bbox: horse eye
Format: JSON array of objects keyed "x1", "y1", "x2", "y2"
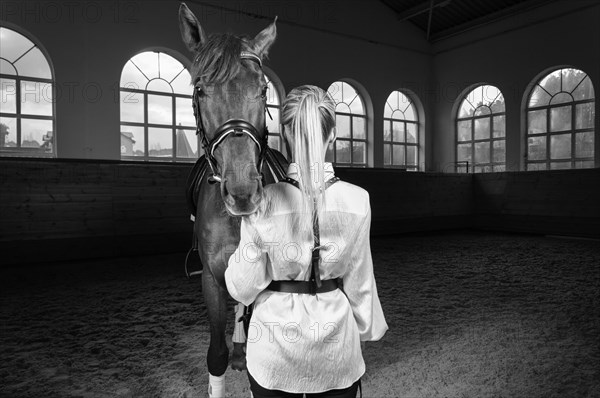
[
  {"x1": 261, "y1": 85, "x2": 268, "y2": 98},
  {"x1": 196, "y1": 87, "x2": 205, "y2": 97}
]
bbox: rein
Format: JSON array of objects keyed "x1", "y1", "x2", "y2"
[{"x1": 192, "y1": 50, "x2": 271, "y2": 184}]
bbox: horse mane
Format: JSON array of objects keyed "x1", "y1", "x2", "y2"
[{"x1": 191, "y1": 33, "x2": 253, "y2": 84}]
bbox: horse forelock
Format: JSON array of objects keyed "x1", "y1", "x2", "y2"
[{"x1": 191, "y1": 33, "x2": 254, "y2": 85}]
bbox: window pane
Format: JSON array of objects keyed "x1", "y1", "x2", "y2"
[
  {"x1": 474, "y1": 106, "x2": 490, "y2": 116},
  {"x1": 148, "y1": 127, "x2": 172, "y2": 157},
  {"x1": 572, "y1": 76, "x2": 595, "y2": 101},
  {"x1": 336, "y1": 114, "x2": 350, "y2": 139},
  {"x1": 266, "y1": 107, "x2": 281, "y2": 136},
  {"x1": 0, "y1": 117, "x2": 17, "y2": 148},
  {"x1": 575, "y1": 132, "x2": 594, "y2": 158},
  {"x1": 529, "y1": 86, "x2": 551, "y2": 107},
  {"x1": 493, "y1": 115, "x2": 505, "y2": 138},
  {"x1": 0, "y1": 59, "x2": 16, "y2": 75},
  {"x1": 575, "y1": 160, "x2": 595, "y2": 169},
  {"x1": 459, "y1": 100, "x2": 474, "y2": 118},
  {"x1": 457, "y1": 120, "x2": 471, "y2": 142},
  {"x1": 575, "y1": 103, "x2": 594, "y2": 130},
  {"x1": 120, "y1": 91, "x2": 144, "y2": 123},
  {"x1": 474, "y1": 142, "x2": 490, "y2": 163},
  {"x1": 528, "y1": 136, "x2": 546, "y2": 161},
  {"x1": 21, "y1": 118, "x2": 53, "y2": 150},
  {"x1": 493, "y1": 140, "x2": 505, "y2": 163},
  {"x1": 550, "y1": 134, "x2": 571, "y2": 159},
  {"x1": 159, "y1": 53, "x2": 185, "y2": 83},
  {"x1": 383, "y1": 122, "x2": 391, "y2": 141},
  {"x1": 176, "y1": 128, "x2": 198, "y2": 158},
  {"x1": 352, "y1": 141, "x2": 366, "y2": 164},
  {"x1": 539, "y1": 70, "x2": 561, "y2": 96},
  {"x1": 550, "y1": 106, "x2": 571, "y2": 132},
  {"x1": 325, "y1": 142, "x2": 334, "y2": 162},
  {"x1": 392, "y1": 144, "x2": 405, "y2": 165},
  {"x1": 0, "y1": 27, "x2": 34, "y2": 62},
  {"x1": 406, "y1": 123, "x2": 417, "y2": 143},
  {"x1": 269, "y1": 135, "x2": 280, "y2": 152},
  {"x1": 383, "y1": 144, "x2": 391, "y2": 165},
  {"x1": 131, "y1": 52, "x2": 158, "y2": 80},
  {"x1": 171, "y1": 70, "x2": 193, "y2": 95},
  {"x1": 392, "y1": 121, "x2": 404, "y2": 142},
  {"x1": 14, "y1": 47, "x2": 51, "y2": 79},
  {"x1": 20, "y1": 81, "x2": 53, "y2": 116},
  {"x1": 147, "y1": 79, "x2": 173, "y2": 93},
  {"x1": 528, "y1": 110, "x2": 546, "y2": 134},
  {"x1": 549, "y1": 92, "x2": 573, "y2": 105},
  {"x1": 404, "y1": 103, "x2": 416, "y2": 121},
  {"x1": 176, "y1": 97, "x2": 195, "y2": 127},
  {"x1": 493, "y1": 165, "x2": 506, "y2": 172},
  {"x1": 550, "y1": 162, "x2": 571, "y2": 170},
  {"x1": 474, "y1": 117, "x2": 490, "y2": 140},
  {"x1": 457, "y1": 143, "x2": 471, "y2": 162},
  {"x1": 353, "y1": 117, "x2": 366, "y2": 140},
  {"x1": 406, "y1": 145, "x2": 417, "y2": 166},
  {"x1": 148, "y1": 94, "x2": 173, "y2": 125},
  {"x1": 120, "y1": 125, "x2": 144, "y2": 156},
  {"x1": 335, "y1": 140, "x2": 351, "y2": 163},
  {"x1": 120, "y1": 61, "x2": 149, "y2": 90},
  {"x1": 527, "y1": 163, "x2": 546, "y2": 171},
  {"x1": 0, "y1": 78, "x2": 17, "y2": 113}
]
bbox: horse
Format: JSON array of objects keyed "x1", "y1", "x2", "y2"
[{"x1": 178, "y1": 3, "x2": 288, "y2": 396}]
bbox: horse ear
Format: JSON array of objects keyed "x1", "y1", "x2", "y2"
[
  {"x1": 179, "y1": 3, "x2": 206, "y2": 53},
  {"x1": 252, "y1": 17, "x2": 277, "y2": 58}
]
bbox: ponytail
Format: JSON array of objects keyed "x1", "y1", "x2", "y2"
[{"x1": 282, "y1": 85, "x2": 336, "y2": 238}]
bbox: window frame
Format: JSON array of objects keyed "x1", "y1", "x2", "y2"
[
  {"x1": 327, "y1": 81, "x2": 368, "y2": 167},
  {"x1": 0, "y1": 25, "x2": 56, "y2": 158},
  {"x1": 383, "y1": 90, "x2": 420, "y2": 171},
  {"x1": 525, "y1": 68, "x2": 595, "y2": 171},
  {"x1": 455, "y1": 85, "x2": 506, "y2": 173},
  {"x1": 119, "y1": 51, "x2": 198, "y2": 162},
  {"x1": 262, "y1": 67, "x2": 285, "y2": 156}
]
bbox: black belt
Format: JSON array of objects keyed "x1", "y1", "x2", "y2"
[{"x1": 267, "y1": 279, "x2": 339, "y2": 295}]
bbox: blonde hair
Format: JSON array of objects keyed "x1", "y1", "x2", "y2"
[{"x1": 281, "y1": 85, "x2": 336, "y2": 237}]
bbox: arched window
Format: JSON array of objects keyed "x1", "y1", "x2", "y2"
[
  {"x1": 0, "y1": 26, "x2": 54, "y2": 157},
  {"x1": 263, "y1": 69, "x2": 285, "y2": 156},
  {"x1": 119, "y1": 51, "x2": 199, "y2": 161},
  {"x1": 384, "y1": 90, "x2": 419, "y2": 170},
  {"x1": 456, "y1": 85, "x2": 506, "y2": 173},
  {"x1": 526, "y1": 68, "x2": 595, "y2": 170},
  {"x1": 326, "y1": 81, "x2": 367, "y2": 167}
]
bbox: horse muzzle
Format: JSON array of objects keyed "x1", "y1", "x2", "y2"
[{"x1": 221, "y1": 175, "x2": 263, "y2": 216}]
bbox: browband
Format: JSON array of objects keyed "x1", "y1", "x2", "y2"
[{"x1": 240, "y1": 51, "x2": 262, "y2": 67}]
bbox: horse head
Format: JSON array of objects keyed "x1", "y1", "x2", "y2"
[{"x1": 179, "y1": 3, "x2": 276, "y2": 216}]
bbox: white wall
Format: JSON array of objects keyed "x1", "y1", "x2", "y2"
[
  {"x1": 431, "y1": 1, "x2": 600, "y2": 172},
  {"x1": 0, "y1": 0, "x2": 432, "y2": 165}
]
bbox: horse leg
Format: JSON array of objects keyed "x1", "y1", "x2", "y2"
[
  {"x1": 231, "y1": 303, "x2": 247, "y2": 371},
  {"x1": 202, "y1": 266, "x2": 229, "y2": 398}
]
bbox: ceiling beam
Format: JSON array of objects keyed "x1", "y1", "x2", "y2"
[{"x1": 396, "y1": 0, "x2": 452, "y2": 21}]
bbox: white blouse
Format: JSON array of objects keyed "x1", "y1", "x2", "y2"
[{"x1": 225, "y1": 162, "x2": 388, "y2": 393}]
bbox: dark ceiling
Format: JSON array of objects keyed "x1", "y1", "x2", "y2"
[{"x1": 379, "y1": 0, "x2": 554, "y2": 41}]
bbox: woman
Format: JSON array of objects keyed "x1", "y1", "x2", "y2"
[{"x1": 225, "y1": 85, "x2": 387, "y2": 397}]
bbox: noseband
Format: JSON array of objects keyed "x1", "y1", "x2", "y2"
[{"x1": 192, "y1": 51, "x2": 270, "y2": 184}]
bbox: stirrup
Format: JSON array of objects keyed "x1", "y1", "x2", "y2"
[{"x1": 184, "y1": 247, "x2": 203, "y2": 278}]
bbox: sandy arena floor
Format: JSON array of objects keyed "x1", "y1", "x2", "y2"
[{"x1": 1, "y1": 231, "x2": 599, "y2": 398}]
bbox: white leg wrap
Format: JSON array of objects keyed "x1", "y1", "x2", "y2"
[
  {"x1": 208, "y1": 373, "x2": 225, "y2": 398},
  {"x1": 233, "y1": 303, "x2": 247, "y2": 344}
]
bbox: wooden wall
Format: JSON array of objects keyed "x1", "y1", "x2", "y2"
[
  {"x1": 1, "y1": 159, "x2": 598, "y2": 266},
  {"x1": 473, "y1": 168, "x2": 600, "y2": 238}
]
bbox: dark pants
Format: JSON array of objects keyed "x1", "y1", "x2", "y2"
[{"x1": 248, "y1": 373, "x2": 360, "y2": 398}]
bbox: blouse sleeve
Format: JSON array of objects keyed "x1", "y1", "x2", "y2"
[
  {"x1": 225, "y1": 217, "x2": 271, "y2": 306},
  {"x1": 342, "y1": 200, "x2": 389, "y2": 341}
]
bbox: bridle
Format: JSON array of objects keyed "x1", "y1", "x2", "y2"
[{"x1": 192, "y1": 50, "x2": 271, "y2": 184}]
